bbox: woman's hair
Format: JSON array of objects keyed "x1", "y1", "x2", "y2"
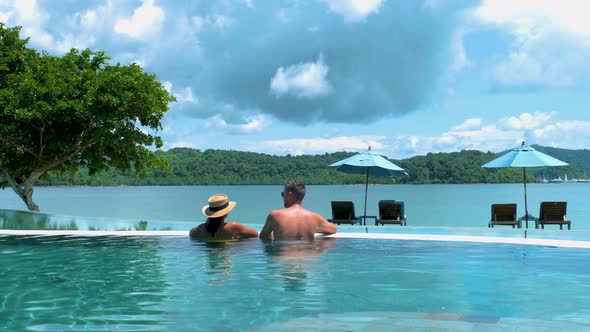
[{"x1": 206, "y1": 215, "x2": 226, "y2": 237}]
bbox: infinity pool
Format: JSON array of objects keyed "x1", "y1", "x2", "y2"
[{"x1": 1, "y1": 235, "x2": 590, "y2": 331}]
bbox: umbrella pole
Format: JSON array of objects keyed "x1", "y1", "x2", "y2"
[
  {"x1": 523, "y1": 168, "x2": 529, "y2": 228},
  {"x1": 363, "y1": 168, "x2": 369, "y2": 226}
]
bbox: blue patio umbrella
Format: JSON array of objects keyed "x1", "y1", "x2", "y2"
[
  {"x1": 482, "y1": 141, "x2": 568, "y2": 227},
  {"x1": 329, "y1": 148, "x2": 407, "y2": 223}
]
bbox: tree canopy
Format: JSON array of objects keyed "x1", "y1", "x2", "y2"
[
  {"x1": 39, "y1": 147, "x2": 588, "y2": 186},
  {"x1": 0, "y1": 23, "x2": 175, "y2": 210}
]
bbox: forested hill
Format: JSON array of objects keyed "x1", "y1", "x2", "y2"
[
  {"x1": 533, "y1": 145, "x2": 590, "y2": 172},
  {"x1": 40, "y1": 146, "x2": 590, "y2": 186}
]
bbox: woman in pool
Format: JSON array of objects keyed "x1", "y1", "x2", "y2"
[{"x1": 190, "y1": 194, "x2": 259, "y2": 241}]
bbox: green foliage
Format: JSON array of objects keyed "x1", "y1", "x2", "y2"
[
  {"x1": 398, "y1": 150, "x2": 524, "y2": 184},
  {"x1": 532, "y1": 145, "x2": 590, "y2": 177},
  {"x1": 0, "y1": 23, "x2": 175, "y2": 209},
  {"x1": 39, "y1": 146, "x2": 588, "y2": 186}
]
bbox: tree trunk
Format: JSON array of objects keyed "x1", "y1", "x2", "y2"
[
  {"x1": 1, "y1": 170, "x2": 42, "y2": 211},
  {"x1": 19, "y1": 183, "x2": 39, "y2": 211}
]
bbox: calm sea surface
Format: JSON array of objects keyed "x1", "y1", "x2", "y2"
[{"x1": 1, "y1": 184, "x2": 588, "y2": 229}]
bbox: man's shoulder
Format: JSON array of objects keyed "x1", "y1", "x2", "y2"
[
  {"x1": 268, "y1": 209, "x2": 286, "y2": 217},
  {"x1": 298, "y1": 208, "x2": 324, "y2": 219}
]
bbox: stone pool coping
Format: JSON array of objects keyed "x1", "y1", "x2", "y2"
[{"x1": 2, "y1": 229, "x2": 590, "y2": 249}]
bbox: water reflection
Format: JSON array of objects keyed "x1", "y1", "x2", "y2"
[
  {"x1": 264, "y1": 238, "x2": 336, "y2": 292},
  {"x1": 201, "y1": 242, "x2": 234, "y2": 286},
  {"x1": 0, "y1": 235, "x2": 169, "y2": 331},
  {"x1": 0, "y1": 209, "x2": 179, "y2": 231},
  {"x1": 0, "y1": 209, "x2": 79, "y2": 230}
]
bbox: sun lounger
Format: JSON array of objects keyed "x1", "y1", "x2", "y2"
[
  {"x1": 328, "y1": 201, "x2": 361, "y2": 225},
  {"x1": 536, "y1": 201, "x2": 571, "y2": 230},
  {"x1": 488, "y1": 203, "x2": 520, "y2": 228},
  {"x1": 376, "y1": 200, "x2": 406, "y2": 226}
]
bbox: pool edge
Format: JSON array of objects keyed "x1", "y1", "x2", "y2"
[{"x1": 2, "y1": 230, "x2": 590, "y2": 249}]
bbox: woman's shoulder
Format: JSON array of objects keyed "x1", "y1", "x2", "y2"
[
  {"x1": 189, "y1": 223, "x2": 207, "y2": 238},
  {"x1": 225, "y1": 221, "x2": 243, "y2": 229},
  {"x1": 225, "y1": 221, "x2": 258, "y2": 237},
  {"x1": 226, "y1": 221, "x2": 252, "y2": 227}
]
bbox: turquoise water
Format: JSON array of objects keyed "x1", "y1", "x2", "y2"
[
  {"x1": 0, "y1": 184, "x2": 589, "y2": 228},
  {"x1": 2, "y1": 235, "x2": 590, "y2": 331}
]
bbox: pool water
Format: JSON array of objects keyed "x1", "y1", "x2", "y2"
[{"x1": 1, "y1": 236, "x2": 590, "y2": 331}]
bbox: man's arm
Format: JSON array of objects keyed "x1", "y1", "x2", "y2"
[
  {"x1": 315, "y1": 215, "x2": 337, "y2": 235},
  {"x1": 259, "y1": 213, "x2": 275, "y2": 241}
]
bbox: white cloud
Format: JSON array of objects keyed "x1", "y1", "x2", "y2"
[
  {"x1": 191, "y1": 14, "x2": 234, "y2": 32},
  {"x1": 249, "y1": 135, "x2": 386, "y2": 156},
  {"x1": 0, "y1": 0, "x2": 54, "y2": 50},
  {"x1": 209, "y1": 14, "x2": 233, "y2": 29},
  {"x1": 388, "y1": 112, "x2": 590, "y2": 159},
  {"x1": 175, "y1": 87, "x2": 196, "y2": 104},
  {"x1": 113, "y1": 52, "x2": 149, "y2": 68},
  {"x1": 79, "y1": 8, "x2": 98, "y2": 29},
  {"x1": 114, "y1": 0, "x2": 165, "y2": 40},
  {"x1": 450, "y1": 28, "x2": 471, "y2": 71},
  {"x1": 31, "y1": 1, "x2": 116, "y2": 53},
  {"x1": 531, "y1": 121, "x2": 590, "y2": 149},
  {"x1": 204, "y1": 114, "x2": 271, "y2": 134},
  {"x1": 473, "y1": 0, "x2": 590, "y2": 38},
  {"x1": 321, "y1": 0, "x2": 384, "y2": 22},
  {"x1": 390, "y1": 124, "x2": 522, "y2": 159},
  {"x1": 160, "y1": 116, "x2": 208, "y2": 150},
  {"x1": 13, "y1": 0, "x2": 42, "y2": 21},
  {"x1": 270, "y1": 54, "x2": 333, "y2": 99},
  {"x1": 53, "y1": 34, "x2": 96, "y2": 53},
  {"x1": 74, "y1": 1, "x2": 114, "y2": 31},
  {"x1": 161, "y1": 81, "x2": 197, "y2": 104},
  {"x1": 487, "y1": 37, "x2": 586, "y2": 87},
  {"x1": 241, "y1": 112, "x2": 590, "y2": 158},
  {"x1": 0, "y1": 0, "x2": 118, "y2": 53},
  {"x1": 472, "y1": 0, "x2": 590, "y2": 88},
  {"x1": 452, "y1": 118, "x2": 481, "y2": 131},
  {"x1": 162, "y1": 81, "x2": 173, "y2": 93},
  {"x1": 497, "y1": 112, "x2": 554, "y2": 130},
  {"x1": 159, "y1": 112, "x2": 590, "y2": 158}
]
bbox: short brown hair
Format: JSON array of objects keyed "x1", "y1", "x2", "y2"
[{"x1": 284, "y1": 179, "x2": 306, "y2": 202}]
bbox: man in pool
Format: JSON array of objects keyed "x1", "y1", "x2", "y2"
[{"x1": 259, "y1": 180, "x2": 337, "y2": 241}]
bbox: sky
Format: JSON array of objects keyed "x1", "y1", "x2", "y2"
[{"x1": 1, "y1": 0, "x2": 589, "y2": 159}]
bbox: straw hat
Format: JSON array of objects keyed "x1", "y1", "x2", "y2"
[{"x1": 202, "y1": 194, "x2": 236, "y2": 218}]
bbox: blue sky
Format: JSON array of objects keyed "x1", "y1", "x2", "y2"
[{"x1": 2, "y1": 0, "x2": 589, "y2": 159}]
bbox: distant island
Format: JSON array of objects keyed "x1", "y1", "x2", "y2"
[{"x1": 40, "y1": 146, "x2": 590, "y2": 186}]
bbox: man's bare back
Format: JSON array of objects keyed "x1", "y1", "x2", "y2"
[
  {"x1": 260, "y1": 180, "x2": 337, "y2": 241},
  {"x1": 260, "y1": 205, "x2": 337, "y2": 240}
]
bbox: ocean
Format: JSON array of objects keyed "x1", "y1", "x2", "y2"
[{"x1": 1, "y1": 183, "x2": 588, "y2": 229}]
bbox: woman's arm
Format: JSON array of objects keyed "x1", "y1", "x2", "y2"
[{"x1": 238, "y1": 223, "x2": 259, "y2": 238}]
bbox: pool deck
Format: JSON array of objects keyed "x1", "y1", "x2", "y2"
[{"x1": 2, "y1": 229, "x2": 590, "y2": 249}]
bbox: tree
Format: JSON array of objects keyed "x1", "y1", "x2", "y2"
[{"x1": 0, "y1": 24, "x2": 175, "y2": 210}]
